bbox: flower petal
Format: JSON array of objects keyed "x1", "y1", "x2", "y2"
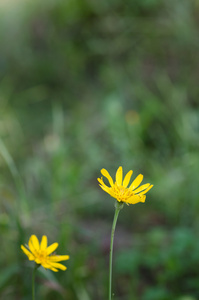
[
  {"x1": 99, "y1": 185, "x2": 116, "y2": 198},
  {"x1": 101, "y1": 169, "x2": 114, "y2": 187},
  {"x1": 35, "y1": 257, "x2": 42, "y2": 264},
  {"x1": 42, "y1": 262, "x2": 58, "y2": 272},
  {"x1": 49, "y1": 262, "x2": 67, "y2": 271},
  {"x1": 50, "y1": 267, "x2": 58, "y2": 272},
  {"x1": 46, "y1": 243, "x2": 59, "y2": 255},
  {"x1": 40, "y1": 235, "x2": 47, "y2": 250},
  {"x1": 21, "y1": 245, "x2": 35, "y2": 260},
  {"x1": 129, "y1": 174, "x2": 143, "y2": 190},
  {"x1": 127, "y1": 194, "x2": 146, "y2": 204},
  {"x1": 98, "y1": 178, "x2": 109, "y2": 189},
  {"x1": 123, "y1": 170, "x2": 133, "y2": 188},
  {"x1": 139, "y1": 184, "x2": 153, "y2": 195},
  {"x1": 116, "y1": 166, "x2": 123, "y2": 186},
  {"x1": 29, "y1": 235, "x2": 40, "y2": 253},
  {"x1": 133, "y1": 183, "x2": 150, "y2": 194},
  {"x1": 99, "y1": 184, "x2": 110, "y2": 193},
  {"x1": 49, "y1": 255, "x2": 70, "y2": 262}
]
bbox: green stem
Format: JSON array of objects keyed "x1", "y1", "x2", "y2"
[
  {"x1": 32, "y1": 264, "x2": 39, "y2": 300},
  {"x1": 109, "y1": 201, "x2": 124, "y2": 300}
]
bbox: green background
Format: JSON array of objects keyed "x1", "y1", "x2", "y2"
[{"x1": 0, "y1": 0, "x2": 199, "y2": 299}]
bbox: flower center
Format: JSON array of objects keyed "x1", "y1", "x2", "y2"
[
  {"x1": 113, "y1": 184, "x2": 134, "y2": 202},
  {"x1": 36, "y1": 250, "x2": 47, "y2": 262}
]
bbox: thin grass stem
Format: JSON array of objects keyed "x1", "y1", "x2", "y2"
[{"x1": 0, "y1": 138, "x2": 28, "y2": 213}]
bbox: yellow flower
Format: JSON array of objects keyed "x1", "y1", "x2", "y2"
[
  {"x1": 21, "y1": 235, "x2": 70, "y2": 272},
  {"x1": 98, "y1": 166, "x2": 153, "y2": 205}
]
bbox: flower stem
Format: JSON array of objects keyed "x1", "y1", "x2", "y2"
[
  {"x1": 32, "y1": 264, "x2": 39, "y2": 300},
  {"x1": 109, "y1": 201, "x2": 124, "y2": 300}
]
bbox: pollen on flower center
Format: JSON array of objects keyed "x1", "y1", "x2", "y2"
[
  {"x1": 36, "y1": 250, "x2": 47, "y2": 261},
  {"x1": 113, "y1": 185, "x2": 134, "y2": 200}
]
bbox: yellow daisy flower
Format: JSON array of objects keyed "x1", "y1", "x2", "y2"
[
  {"x1": 21, "y1": 235, "x2": 70, "y2": 272},
  {"x1": 98, "y1": 166, "x2": 153, "y2": 205}
]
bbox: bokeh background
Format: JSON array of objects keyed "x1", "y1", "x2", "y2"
[{"x1": 0, "y1": 0, "x2": 199, "y2": 299}]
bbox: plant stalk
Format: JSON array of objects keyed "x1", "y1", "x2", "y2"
[
  {"x1": 109, "y1": 201, "x2": 123, "y2": 300},
  {"x1": 32, "y1": 264, "x2": 39, "y2": 300}
]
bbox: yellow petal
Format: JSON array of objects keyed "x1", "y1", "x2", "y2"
[
  {"x1": 98, "y1": 178, "x2": 109, "y2": 189},
  {"x1": 127, "y1": 194, "x2": 146, "y2": 204},
  {"x1": 129, "y1": 174, "x2": 143, "y2": 190},
  {"x1": 139, "y1": 184, "x2": 153, "y2": 195},
  {"x1": 49, "y1": 262, "x2": 67, "y2": 271},
  {"x1": 29, "y1": 235, "x2": 40, "y2": 253},
  {"x1": 133, "y1": 183, "x2": 150, "y2": 194},
  {"x1": 49, "y1": 255, "x2": 70, "y2": 262},
  {"x1": 21, "y1": 245, "x2": 35, "y2": 260},
  {"x1": 35, "y1": 258, "x2": 42, "y2": 264},
  {"x1": 116, "y1": 166, "x2": 123, "y2": 186},
  {"x1": 99, "y1": 184, "x2": 117, "y2": 199},
  {"x1": 50, "y1": 267, "x2": 58, "y2": 272},
  {"x1": 99, "y1": 183, "x2": 110, "y2": 193},
  {"x1": 40, "y1": 235, "x2": 47, "y2": 250},
  {"x1": 42, "y1": 262, "x2": 58, "y2": 272},
  {"x1": 123, "y1": 170, "x2": 133, "y2": 188},
  {"x1": 46, "y1": 242, "x2": 59, "y2": 255},
  {"x1": 43, "y1": 259, "x2": 67, "y2": 271},
  {"x1": 101, "y1": 169, "x2": 114, "y2": 187}
]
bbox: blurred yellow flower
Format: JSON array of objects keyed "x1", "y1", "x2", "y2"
[
  {"x1": 21, "y1": 235, "x2": 69, "y2": 272},
  {"x1": 98, "y1": 166, "x2": 153, "y2": 205}
]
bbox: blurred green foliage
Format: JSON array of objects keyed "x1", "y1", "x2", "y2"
[{"x1": 0, "y1": 0, "x2": 199, "y2": 299}]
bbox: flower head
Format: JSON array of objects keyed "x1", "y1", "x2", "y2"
[
  {"x1": 21, "y1": 235, "x2": 70, "y2": 272},
  {"x1": 98, "y1": 166, "x2": 153, "y2": 205}
]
